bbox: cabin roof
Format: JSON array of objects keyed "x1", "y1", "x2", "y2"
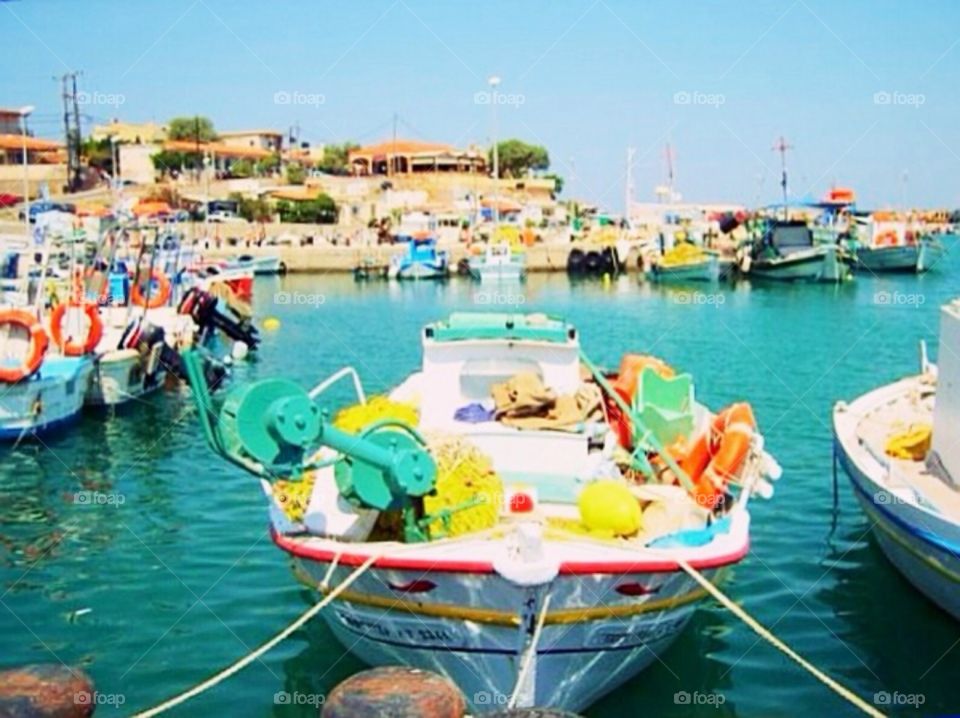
[{"x1": 424, "y1": 313, "x2": 576, "y2": 344}]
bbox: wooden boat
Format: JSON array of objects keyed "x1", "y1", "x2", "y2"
[
  {"x1": 183, "y1": 312, "x2": 781, "y2": 713},
  {"x1": 742, "y1": 220, "x2": 850, "y2": 282},
  {"x1": 834, "y1": 298, "x2": 960, "y2": 621},
  {"x1": 388, "y1": 237, "x2": 448, "y2": 280},
  {"x1": 850, "y1": 217, "x2": 945, "y2": 273},
  {"x1": 468, "y1": 243, "x2": 525, "y2": 282}
]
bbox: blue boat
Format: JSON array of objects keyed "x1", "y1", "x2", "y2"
[
  {"x1": 0, "y1": 354, "x2": 94, "y2": 441},
  {"x1": 388, "y1": 236, "x2": 448, "y2": 280}
]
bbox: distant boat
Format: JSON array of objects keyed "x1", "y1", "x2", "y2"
[
  {"x1": 233, "y1": 254, "x2": 286, "y2": 275},
  {"x1": 850, "y1": 216, "x2": 945, "y2": 273},
  {"x1": 646, "y1": 244, "x2": 720, "y2": 283},
  {"x1": 742, "y1": 220, "x2": 850, "y2": 282},
  {"x1": 388, "y1": 236, "x2": 448, "y2": 280},
  {"x1": 468, "y1": 243, "x2": 525, "y2": 282},
  {"x1": 834, "y1": 298, "x2": 960, "y2": 621}
]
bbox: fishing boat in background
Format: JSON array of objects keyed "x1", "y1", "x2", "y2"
[
  {"x1": 233, "y1": 254, "x2": 285, "y2": 275},
  {"x1": 850, "y1": 213, "x2": 945, "y2": 273},
  {"x1": 468, "y1": 243, "x2": 525, "y2": 281},
  {"x1": 388, "y1": 236, "x2": 448, "y2": 280},
  {"x1": 741, "y1": 219, "x2": 850, "y2": 282},
  {"x1": 834, "y1": 298, "x2": 960, "y2": 621},
  {"x1": 0, "y1": 308, "x2": 93, "y2": 440},
  {"x1": 645, "y1": 243, "x2": 720, "y2": 283},
  {"x1": 184, "y1": 312, "x2": 781, "y2": 713}
]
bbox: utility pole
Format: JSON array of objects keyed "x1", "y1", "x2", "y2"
[
  {"x1": 391, "y1": 113, "x2": 397, "y2": 176},
  {"x1": 60, "y1": 72, "x2": 83, "y2": 193},
  {"x1": 773, "y1": 135, "x2": 793, "y2": 221}
]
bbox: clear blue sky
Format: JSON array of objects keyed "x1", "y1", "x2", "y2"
[{"x1": 3, "y1": 0, "x2": 960, "y2": 211}]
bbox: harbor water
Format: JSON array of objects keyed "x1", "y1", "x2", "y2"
[{"x1": 2, "y1": 263, "x2": 959, "y2": 717}]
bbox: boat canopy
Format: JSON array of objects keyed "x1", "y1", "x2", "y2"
[{"x1": 424, "y1": 313, "x2": 576, "y2": 344}]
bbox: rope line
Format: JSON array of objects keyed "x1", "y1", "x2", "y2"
[{"x1": 677, "y1": 559, "x2": 886, "y2": 718}]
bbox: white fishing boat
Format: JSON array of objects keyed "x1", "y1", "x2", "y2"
[
  {"x1": 742, "y1": 220, "x2": 850, "y2": 283},
  {"x1": 0, "y1": 308, "x2": 93, "y2": 440},
  {"x1": 834, "y1": 298, "x2": 960, "y2": 621},
  {"x1": 851, "y1": 216, "x2": 945, "y2": 273},
  {"x1": 468, "y1": 243, "x2": 525, "y2": 282},
  {"x1": 184, "y1": 312, "x2": 781, "y2": 713},
  {"x1": 234, "y1": 254, "x2": 285, "y2": 275}
]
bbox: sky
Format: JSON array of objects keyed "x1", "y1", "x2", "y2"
[{"x1": 3, "y1": 0, "x2": 960, "y2": 212}]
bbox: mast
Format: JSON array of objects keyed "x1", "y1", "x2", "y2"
[{"x1": 773, "y1": 135, "x2": 793, "y2": 221}]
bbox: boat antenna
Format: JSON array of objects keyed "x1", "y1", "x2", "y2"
[{"x1": 773, "y1": 135, "x2": 792, "y2": 221}]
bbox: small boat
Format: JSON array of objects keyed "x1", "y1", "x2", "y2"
[
  {"x1": 234, "y1": 254, "x2": 285, "y2": 275},
  {"x1": 850, "y1": 216, "x2": 945, "y2": 273},
  {"x1": 645, "y1": 243, "x2": 720, "y2": 283},
  {"x1": 0, "y1": 309, "x2": 93, "y2": 440},
  {"x1": 742, "y1": 220, "x2": 850, "y2": 282},
  {"x1": 468, "y1": 243, "x2": 525, "y2": 282},
  {"x1": 388, "y1": 237, "x2": 448, "y2": 280},
  {"x1": 183, "y1": 312, "x2": 781, "y2": 713},
  {"x1": 834, "y1": 298, "x2": 960, "y2": 621}
]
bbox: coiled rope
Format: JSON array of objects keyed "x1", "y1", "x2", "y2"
[{"x1": 677, "y1": 559, "x2": 886, "y2": 718}]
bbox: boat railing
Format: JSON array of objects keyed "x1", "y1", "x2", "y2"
[{"x1": 309, "y1": 366, "x2": 367, "y2": 406}]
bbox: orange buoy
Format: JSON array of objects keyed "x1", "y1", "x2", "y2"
[
  {"x1": 49, "y1": 303, "x2": 103, "y2": 356},
  {"x1": 130, "y1": 270, "x2": 172, "y2": 309},
  {"x1": 0, "y1": 309, "x2": 49, "y2": 383},
  {"x1": 875, "y1": 230, "x2": 898, "y2": 247},
  {"x1": 679, "y1": 402, "x2": 756, "y2": 510}
]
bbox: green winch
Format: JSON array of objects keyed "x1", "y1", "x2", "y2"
[{"x1": 183, "y1": 351, "x2": 443, "y2": 541}]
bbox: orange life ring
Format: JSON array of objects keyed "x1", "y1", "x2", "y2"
[
  {"x1": 875, "y1": 230, "x2": 898, "y2": 247},
  {"x1": 49, "y1": 302, "x2": 103, "y2": 356},
  {"x1": 0, "y1": 309, "x2": 49, "y2": 383},
  {"x1": 130, "y1": 270, "x2": 172, "y2": 309},
  {"x1": 678, "y1": 402, "x2": 756, "y2": 510}
]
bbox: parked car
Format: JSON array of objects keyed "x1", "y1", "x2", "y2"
[
  {"x1": 207, "y1": 211, "x2": 247, "y2": 224},
  {"x1": 0, "y1": 194, "x2": 22, "y2": 208}
]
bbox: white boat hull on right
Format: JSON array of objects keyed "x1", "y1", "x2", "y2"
[{"x1": 469, "y1": 261, "x2": 525, "y2": 282}]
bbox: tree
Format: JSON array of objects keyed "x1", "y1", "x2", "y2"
[
  {"x1": 81, "y1": 137, "x2": 114, "y2": 176},
  {"x1": 275, "y1": 194, "x2": 338, "y2": 224},
  {"x1": 318, "y1": 142, "x2": 360, "y2": 175},
  {"x1": 488, "y1": 140, "x2": 549, "y2": 178},
  {"x1": 230, "y1": 192, "x2": 273, "y2": 223},
  {"x1": 544, "y1": 173, "x2": 564, "y2": 195},
  {"x1": 167, "y1": 116, "x2": 217, "y2": 142},
  {"x1": 230, "y1": 159, "x2": 255, "y2": 178},
  {"x1": 151, "y1": 150, "x2": 202, "y2": 177},
  {"x1": 286, "y1": 163, "x2": 306, "y2": 185},
  {"x1": 256, "y1": 152, "x2": 281, "y2": 176}
]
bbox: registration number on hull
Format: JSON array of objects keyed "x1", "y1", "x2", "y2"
[{"x1": 333, "y1": 607, "x2": 466, "y2": 647}]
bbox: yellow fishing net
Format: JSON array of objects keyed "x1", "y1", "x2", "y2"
[
  {"x1": 332, "y1": 396, "x2": 419, "y2": 434},
  {"x1": 273, "y1": 474, "x2": 315, "y2": 523},
  {"x1": 661, "y1": 243, "x2": 707, "y2": 266},
  {"x1": 422, "y1": 434, "x2": 503, "y2": 539}
]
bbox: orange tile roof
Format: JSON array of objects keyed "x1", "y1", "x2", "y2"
[
  {"x1": 218, "y1": 129, "x2": 284, "y2": 138},
  {"x1": 269, "y1": 187, "x2": 321, "y2": 201},
  {"x1": 0, "y1": 134, "x2": 64, "y2": 151},
  {"x1": 350, "y1": 139, "x2": 455, "y2": 158},
  {"x1": 162, "y1": 140, "x2": 272, "y2": 160}
]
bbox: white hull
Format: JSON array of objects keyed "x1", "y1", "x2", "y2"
[
  {"x1": 0, "y1": 357, "x2": 94, "y2": 440},
  {"x1": 86, "y1": 348, "x2": 166, "y2": 407},
  {"x1": 749, "y1": 245, "x2": 847, "y2": 283},
  {"x1": 469, "y1": 261, "x2": 525, "y2": 282},
  {"x1": 834, "y1": 378, "x2": 960, "y2": 621}
]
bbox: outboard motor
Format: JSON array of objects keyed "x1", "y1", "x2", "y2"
[{"x1": 179, "y1": 288, "x2": 260, "y2": 349}]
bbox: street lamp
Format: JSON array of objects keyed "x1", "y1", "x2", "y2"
[
  {"x1": 489, "y1": 75, "x2": 501, "y2": 230},
  {"x1": 19, "y1": 105, "x2": 34, "y2": 239}
]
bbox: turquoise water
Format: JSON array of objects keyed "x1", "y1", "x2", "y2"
[{"x1": 2, "y1": 263, "x2": 959, "y2": 717}]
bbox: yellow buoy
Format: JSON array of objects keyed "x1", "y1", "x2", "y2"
[
  {"x1": 578, "y1": 480, "x2": 642, "y2": 537},
  {"x1": 263, "y1": 318, "x2": 281, "y2": 330}
]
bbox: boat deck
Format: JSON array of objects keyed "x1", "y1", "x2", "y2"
[{"x1": 855, "y1": 375, "x2": 960, "y2": 516}]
